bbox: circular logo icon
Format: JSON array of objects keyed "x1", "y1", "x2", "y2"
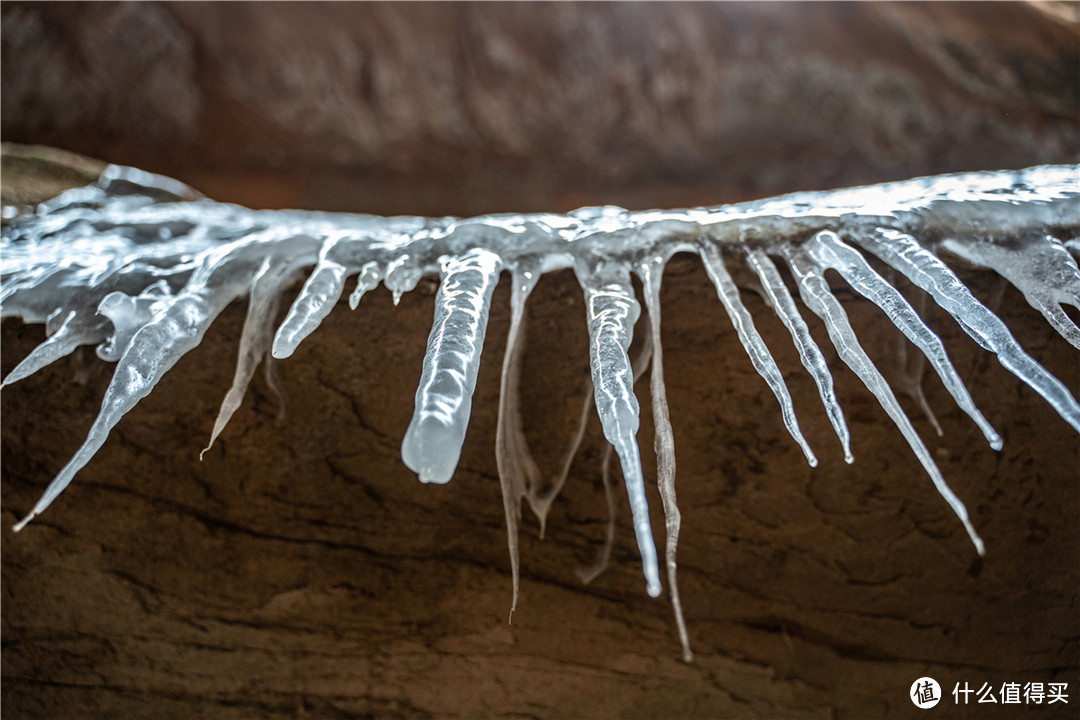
[{"x1": 911, "y1": 677, "x2": 941, "y2": 709}]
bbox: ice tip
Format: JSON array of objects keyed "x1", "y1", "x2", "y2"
[
  {"x1": 12, "y1": 513, "x2": 33, "y2": 533},
  {"x1": 270, "y1": 337, "x2": 293, "y2": 360},
  {"x1": 646, "y1": 578, "x2": 662, "y2": 598}
]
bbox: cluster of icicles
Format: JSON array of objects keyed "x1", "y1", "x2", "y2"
[{"x1": 3, "y1": 164, "x2": 1078, "y2": 662}]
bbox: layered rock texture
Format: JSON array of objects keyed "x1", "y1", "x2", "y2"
[{"x1": 2, "y1": 2, "x2": 1078, "y2": 718}]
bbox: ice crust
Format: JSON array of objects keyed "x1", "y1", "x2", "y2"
[{"x1": 3, "y1": 163, "x2": 1078, "y2": 659}]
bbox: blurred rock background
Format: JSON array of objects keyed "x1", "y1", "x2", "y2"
[{"x1": 3, "y1": 1, "x2": 1077, "y2": 214}]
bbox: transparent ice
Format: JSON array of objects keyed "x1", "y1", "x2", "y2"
[{"x1": 3, "y1": 163, "x2": 1078, "y2": 661}]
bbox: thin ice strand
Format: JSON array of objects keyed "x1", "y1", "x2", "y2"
[
  {"x1": 528, "y1": 378, "x2": 594, "y2": 539},
  {"x1": 495, "y1": 261, "x2": 541, "y2": 620},
  {"x1": 203, "y1": 258, "x2": 296, "y2": 457},
  {"x1": 577, "y1": 444, "x2": 617, "y2": 585},
  {"x1": 745, "y1": 248, "x2": 853, "y2": 463},
  {"x1": 699, "y1": 241, "x2": 817, "y2": 467},
  {"x1": 895, "y1": 290, "x2": 944, "y2": 437},
  {"x1": 783, "y1": 246, "x2": 985, "y2": 556},
  {"x1": 640, "y1": 256, "x2": 694, "y2": 663}
]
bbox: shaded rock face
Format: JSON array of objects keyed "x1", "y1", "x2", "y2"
[
  {"x1": 2, "y1": 1, "x2": 1078, "y2": 214},
  {"x1": 2, "y1": 3, "x2": 1079, "y2": 718}
]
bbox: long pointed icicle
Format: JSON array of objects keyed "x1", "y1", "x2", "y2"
[
  {"x1": 856, "y1": 227, "x2": 1080, "y2": 432},
  {"x1": 1, "y1": 311, "x2": 109, "y2": 388},
  {"x1": 783, "y1": 246, "x2": 985, "y2": 556},
  {"x1": 13, "y1": 286, "x2": 240, "y2": 531},
  {"x1": 402, "y1": 248, "x2": 502, "y2": 484},
  {"x1": 699, "y1": 240, "x2": 818, "y2": 467},
  {"x1": 203, "y1": 258, "x2": 297, "y2": 457},
  {"x1": 639, "y1": 255, "x2": 693, "y2": 663},
  {"x1": 807, "y1": 231, "x2": 1002, "y2": 450},
  {"x1": 576, "y1": 258, "x2": 661, "y2": 597},
  {"x1": 578, "y1": 315, "x2": 653, "y2": 585},
  {"x1": 745, "y1": 248, "x2": 853, "y2": 463},
  {"x1": 495, "y1": 260, "x2": 542, "y2": 619}
]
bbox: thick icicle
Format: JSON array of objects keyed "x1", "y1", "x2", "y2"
[
  {"x1": 806, "y1": 231, "x2": 1002, "y2": 450},
  {"x1": 203, "y1": 258, "x2": 298, "y2": 457},
  {"x1": 699, "y1": 240, "x2": 818, "y2": 467},
  {"x1": 575, "y1": 258, "x2": 661, "y2": 598},
  {"x1": 745, "y1": 248, "x2": 853, "y2": 463},
  {"x1": 402, "y1": 248, "x2": 502, "y2": 484},
  {"x1": 856, "y1": 227, "x2": 1080, "y2": 432},
  {"x1": 495, "y1": 260, "x2": 542, "y2": 618},
  {"x1": 940, "y1": 230, "x2": 1080, "y2": 351},
  {"x1": 638, "y1": 254, "x2": 693, "y2": 663},
  {"x1": 783, "y1": 246, "x2": 985, "y2": 556}
]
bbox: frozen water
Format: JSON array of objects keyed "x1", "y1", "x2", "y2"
[{"x1": 3, "y1": 163, "x2": 1078, "y2": 655}]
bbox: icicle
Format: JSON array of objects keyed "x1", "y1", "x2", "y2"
[
  {"x1": 855, "y1": 227, "x2": 1080, "y2": 432},
  {"x1": 1, "y1": 310, "x2": 109, "y2": 387},
  {"x1": 13, "y1": 287, "x2": 239, "y2": 531},
  {"x1": 272, "y1": 239, "x2": 349, "y2": 359},
  {"x1": 495, "y1": 259, "x2": 542, "y2": 620},
  {"x1": 806, "y1": 230, "x2": 1002, "y2": 450},
  {"x1": 575, "y1": 258, "x2": 661, "y2": 598},
  {"x1": 401, "y1": 248, "x2": 502, "y2": 484},
  {"x1": 783, "y1": 246, "x2": 985, "y2": 556},
  {"x1": 384, "y1": 254, "x2": 423, "y2": 306},
  {"x1": 939, "y1": 230, "x2": 1080, "y2": 351},
  {"x1": 745, "y1": 248, "x2": 853, "y2": 463},
  {"x1": 347, "y1": 261, "x2": 383, "y2": 310},
  {"x1": 578, "y1": 313, "x2": 654, "y2": 586},
  {"x1": 638, "y1": 253, "x2": 693, "y2": 663},
  {"x1": 203, "y1": 257, "x2": 299, "y2": 458},
  {"x1": 698, "y1": 240, "x2": 818, "y2": 467}
]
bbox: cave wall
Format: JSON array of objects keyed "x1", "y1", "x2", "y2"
[
  {"x1": 2, "y1": 2, "x2": 1078, "y2": 718},
  {"x1": 2, "y1": 1, "x2": 1077, "y2": 214}
]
